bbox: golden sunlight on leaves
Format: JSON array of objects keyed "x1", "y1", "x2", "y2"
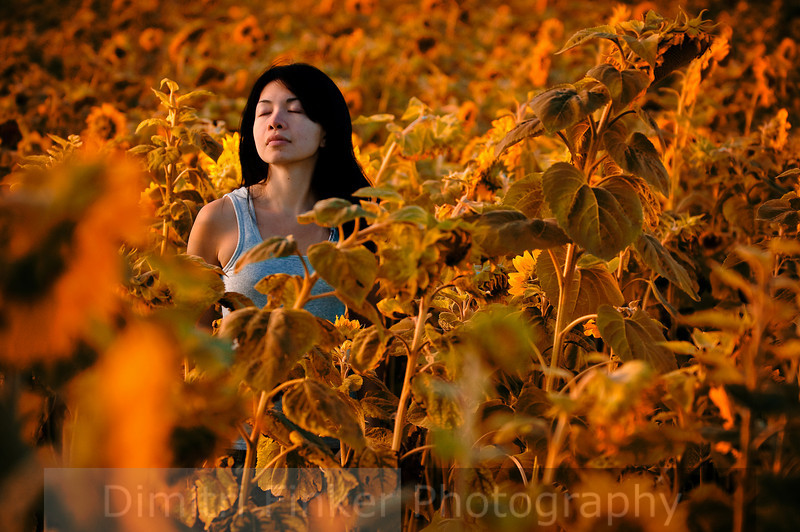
[{"x1": 2, "y1": 2, "x2": 800, "y2": 530}]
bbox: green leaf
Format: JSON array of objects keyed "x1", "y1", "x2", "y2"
[
  {"x1": 283, "y1": 380, "x2": 366, "y2": 449},
  {"x1": 412, "y1": 373, "x2": 463, "y2": 429},
  {"x1": 680, "y1": 308, "x2": 752, "y2": 333},
  {"x1": 349, "y1": 326, "x2": 387, "y2": 374},
  {"x1": 176, "y1": 89, "x2": 214, "y2": 106},
  {"x1": 151, "y1": 88, "x2": 172, "y2": 107},
  {"x1": 353, "y1": 113, "x2": 396, "y2": 125},
  {"x1": 194, "y1": 468, "x2": 238, "y2": 527},
  {"x1": 389, "y1": 205, "x2": 430, "y2": 225},
  {"x1": 494, "y1": 117, "x2": 545, "y2": 157},
  {"x1": 468, "y1": 210, "x2": 569, "y2": 257},
  {"x1": 596, "y1": 305, "x2": 677, "y2": 373},
  {"x1": 502, "y1": 173, "x2": 544, "y2": 218},
  {"x1": 529, "y1": 83, "x2": 610, "y2": 133},
  {"x1": 537, "y1": 249, "x2": 624, "y2": 321},
  {"x1": 775, "y1": 169, "x2": 800, "y2": 180},
  {"x1": 127, "y1": 144, "x2": 153, "y2": 155},
  {"x1": 135, "y1": 117, "x2": 170, "y2": 134},
  {"x1": 757, "y1": 193, "x2": 799, "y2": 226},
  {"x1": 256, "y1": 437, "x2": 323, "y2": 502},
  {"x1": 218, "y1": 307, "x2": 259, "y2": 340},
  {"x1": 634, "y1": 233, "x2": 699, "y2": 300},
  {"x1": 234, "y1": 236, "x2": 298, "y2": 273},
  {"x1": 322, "y1": 467, "x2": 360, "y2": 509},
  {"x1": 586, "y1": 64, "x2": 651, "y2": 110},
  {"x1": 354, "y1": 446, "x2": 399, "y2": 499},
  {"x1": 353, "y1": 186, "x2": 403, "y2": 202},
  {"x1": 308, "y1": 242, "x2": 377, "y2": 305},
  {"x1": 603, "y1": 129, "x2": 669, "y2": 194},
  {"x1": 253, "y1": 273, "x2": 301, "y2": 308},
  {"x1": 259, "y1": 500, "x2": 307, "y2": 531},
  {"x1": 298, "y1": 198, "x2": 375, "y2": 227},
  {"x1": 219, "y1": 292, "x2": 255, "y2": 312},
  {"x1": 313, "y1": 318, "x2": 346, "y2": 351},
  {"x1": 556, "y1": 25, "x2": 620, "y2": 55},
  {"x1": 160, "y1": 78, "x2": 179, "y2": 93},
  {"x1": 233, "y1": 308, "x2": 320, "y2": 392},
  {"x1": 543, "y1": 163, "x2": 643, "y2": 260},
  {"x1": 623, "y1": 33, "x2": 660, "y2": 68},
  {"x1": 188, "y1": 128, "x2": 224, "y2": 161}
]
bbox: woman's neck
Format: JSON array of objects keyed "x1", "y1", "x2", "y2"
[{"x1": 254, "y1": 162, "x2": 317, "y2": 215}]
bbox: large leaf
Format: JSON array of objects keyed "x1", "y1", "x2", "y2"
[
  {"x1": 349, "y1": 326, "x2": 388, "y2": 374},
  {"x1": 194, "y1": 468, "x2": 238, "y2": 527},
  {"x1": 494, "y1": 117, "x2": 545, "y2": 157},
  {"x1": 298, "y1": 197, "x2": 375, "y2": 227},
  {"x1": 529, "y1": 83, "x2": 610, "y2": 133},
  {"x1": 283, "y1": 379, "x2": 366, "y2": 449},
  {"x1": 253, "y1": 273, "x2": 301, "y2": 308},
  {"x1": 543, "y1": 163, "x2": 643, "y2": 260},
  {"x1": 603, "y1": 129, "x2": 669, "y2": 195},
  {"x1": 233, "y1": 308, "x2": 320, "y2": 392},
  {"x1": 260, "y1": 500, "x2": 308, "y2": 531},
  {"x1": 307, "y1": 242, "x2": 377, "y2": 305},
  {"x1": 468, "y1": 209, "x2": 569, "y2": 257},
  {"x1": 502, "y1": 173, "x2": 544, "y2": 218},
  {"x1": 586, "y1": 64, "x2": 651, "y2": 110},
  {"x1": 411, "y1": 373, "x2": 463, "y2": 429},
  {"x1": 556, "y1": 25, "x2": 620, "y2": 55},
  {"x1": 354, "y1": 446, "x2": 399, "y2": 500},
  {"x1": 256, "y1": 437, "x2": 323, "y2": 503},
  {"x1": 537, "y1": 248, "x2": 624, "y2": 321},
  {"x1": 596, "y1": 305, "x2": 677, "y2": 373},
  {"x1": 622, "y1": 33, "x2": 660, "y2": 68},
  {"x1": 634, "y1": 233, "x2": 699, "y2": 301},
  {"x1": 321, "y1": 467, "x2": 360, "y2": 509},
  {"x1": 757, "y1": 192, "x2": 800, "y2": 226},
  {"x1": 235, "y1": 236, "x2": 298, "y2": 273}
]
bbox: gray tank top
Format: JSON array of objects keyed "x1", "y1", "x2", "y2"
[{"x1": 221, "y1": 187, "x2": 345, "y2": 322}]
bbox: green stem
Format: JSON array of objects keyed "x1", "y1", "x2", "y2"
[
  {"x1": 372, "y1": 141, "x2": 397, "y2": 186},
  {"x1": 545, "y1": 244, "x2": 577, "y2": 392},
  {"x1": 543, "y1": 412, "x2": 568, "y2": 483},
  {"x1": 238, "y1": 391, "x2": 268, "y2": 514},
  {"x1": 585, "y1": 103, "x2": 613, "y2": 173},
  {"x1": 293, "y1": 272, "x2": 319, "y2": 310},
  {"x1": 391, "y1": 293, "x2": 429, "y2": 453}
]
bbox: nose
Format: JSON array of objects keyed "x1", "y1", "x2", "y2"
[{"x1": 267, "y1": 109, "x2": 286, "y2": 130}]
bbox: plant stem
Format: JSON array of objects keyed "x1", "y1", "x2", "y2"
[
  {"x1": 293, "y1": 272, "x2": 320, "y2": 310},
  {"x1": 545, "y1": 244, "x2": 577, "y2": 392},
  {"x1": 391, "y1": 293, "x2": 429, "y2": 453},
  {"x1": 543, "y1": 412, "x2": 568, "y2": 483},
  {"x1": 373, "y1": 141, "x2": 397, "y2": 186},
  {"x1": 238, "y1": 391, "x2": 268, "y2": 515}
]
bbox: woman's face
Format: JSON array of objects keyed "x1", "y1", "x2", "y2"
[{"x1": 253, "y1": 81, "x2": 326, "y2": 168}]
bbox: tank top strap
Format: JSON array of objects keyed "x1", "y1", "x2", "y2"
[{"x1": 223, "y1": 187, "x2": 262, "y2": 273}]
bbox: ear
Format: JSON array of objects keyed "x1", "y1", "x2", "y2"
[{"x1": 319, "y1": 134, "x2": 327, "y2": 148}]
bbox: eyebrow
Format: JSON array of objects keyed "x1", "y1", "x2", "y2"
[{"x1": 257, "y1": 97, "x2": 300, "y2": 104}]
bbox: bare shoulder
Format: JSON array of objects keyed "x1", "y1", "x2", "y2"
[{"x1": 186, "y1": 196, "x2": 237, "y2": 266}]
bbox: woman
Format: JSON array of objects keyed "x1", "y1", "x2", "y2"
[{"x1": 187, "y1": 63, "x2": 370, "y2": 325}]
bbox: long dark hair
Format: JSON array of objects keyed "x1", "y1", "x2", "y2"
[{"x1": 239, "y1": 63, "x2": 369, "y2": 205}]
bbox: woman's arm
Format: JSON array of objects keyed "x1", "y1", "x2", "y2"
[{"x1": 186, "y1": 198, "x2": 232, "y2": 330}]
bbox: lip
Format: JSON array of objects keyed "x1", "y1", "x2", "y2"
[{"x1": 266, "y1": 134, "x2": 290, "y2": 145}]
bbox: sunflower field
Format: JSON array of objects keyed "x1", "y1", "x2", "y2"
[{"x1": 1, "y1": 0, "x2": 800, "y2": 530}]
